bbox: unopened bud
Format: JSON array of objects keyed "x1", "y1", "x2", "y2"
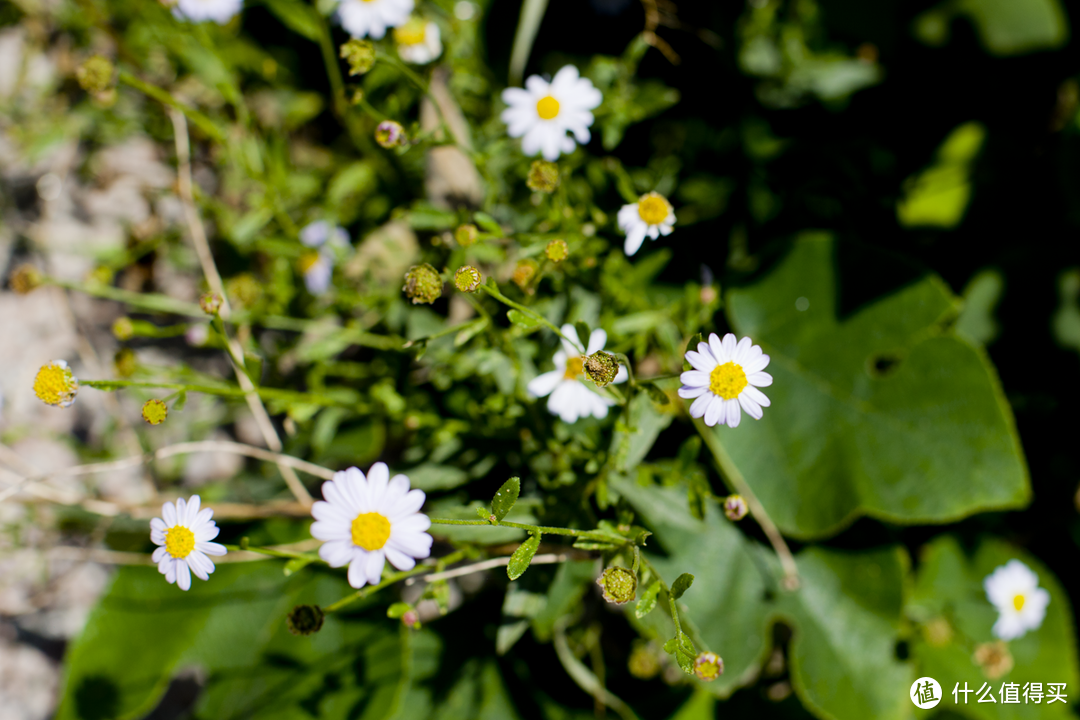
[
  {"x1": 114, "y1": 348, "x2": 137, "y2": 378},
  {"x1": 76, "y1": 55, "x2": 115, "y2": 94},
  {"x1": 526, "y1": 160, "x2": 559, "y2": 193},
  {"x1": 545, "y1": 239, "x2": 569, "y2": 263},
  {"x1": 199, "y1": 292, "x2": 223, "y2": 316},
  {"x1": 141, "y1": 399, "x2": 168, "y2": 425},
  {"x1": 973, "y1": 641, "x2": 1013, "y2": 680},
  {"x1": 454, "y1": 266, "x2": 482, "y2": 292},
  {"x1": 8, "y1": 264, "x2": 41, "y2": 294},
  {"x1": 403, "y1": 263, "x2": 442, "y2": 304},
  {"x1": 584, "y1": 351, "x2": 620, "y2": 388},
  {"x1": 454, "y1": 223, "x2": 478, "y2": 247},
  {"x1": 112, "y1": 317, "x2": 134, "y2": 341},
  {"x1": 286, "y1": 605, "x2": 325, "y2": 636},
  {"x1": 511, "y1": 259, "x2": 537, "y2": 292},
  {"x1": 375, "y1": 120, "x2": 405, "y2": 149},
  {"x1": 402, "y1": 609, "x2": 420, "y2": 628},
  {"x1": 723, "y1": 494, "x2": 748, "y2": 521},
  {"x1": 693, "y1": 652, "x2": 724, "y2": 681},
  {"x1": 340, "y1": 39, "x2": 376, "y2": 76},
  {"x1": 596, "y1": 566, "x2": 636, "y2": 605}
]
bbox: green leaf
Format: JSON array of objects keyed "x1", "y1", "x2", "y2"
[
  {"x1": 407, "y1": 463, "x2": 471, "y2": 491},
  {"x1": 507, "y1": 309, "x2": 542, "y2": 329},
  {"x1": 897, "y1": 122, "x2": 986, "y2": 228},
  {"x1": 907, "y1": 536, "x2": 1080, "y2": 720},
  {"x1": 915, "y1": 0, "x2": 1069, "y2": 55},
  {"x1": 573, "y1": 321, "x2": 592, "y2": 352},
  {"x1": 490, "y1": 477, "x2": 520, "y2": 522},
  {"x1": 531, "y1": 560, "x2": 597, "y2": 641},
  {"x1": 432, "y1": 658, "x2": 523, "y2": 720},
  {"x1": 635, "y1": 580, "x2": 662, "y2": 618},
  {"x1": 282, "y1": 555, "x2": 316, "y2": 576},
  {"x1": 387, "y1": 602, "x2": 412, "y2": 619},
  {"x1": 955, "y1": 268, "x2": 1004, "y2": 346},
  {"x1": 721, "y1": 234, "x2": 1029, "y2": 539},
  {"x1": 262, "y1": 0, "x2": 322, "y2": 41},
  {"x1": 473, "y1": 211, "x2": 503, "y2": 235},
  {"x1": 507, "y1": 533, "x2": 542, "y2": 580},
  {"x1": 172, "y1": 390, "x2": 187, "y2": 412},
  {"x1": 608, "y1": 388, "x2": 674, "y2": 473},
  {"x1": 670, "y1": 573, "x2": 694, "y2": 600}
]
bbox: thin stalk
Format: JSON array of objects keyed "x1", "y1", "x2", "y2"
[
  {"x1": 118, "y1": 70, "x2": 225, "y2": 142},
  {"x1": 81, "y1": 379, "x2": 363, "y2": 410},
  {"x1": 429, "y1": 517, "x2": 626, "y2": 544},
  {"x1": 323, "y1": 550, "x2": 467, "y2": 613},
  {"x1": 479, "y1": 283, "x2": 584, "y2": 352}
]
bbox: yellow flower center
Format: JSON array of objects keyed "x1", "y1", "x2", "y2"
[
  {"x1": 637, "y1": 193, "x2": 670, "y2": 225},
  {"x1": 351, "y1": 512, "x2": 391, "y2": 551},
  {"x1": 298, "y1": 250, "x2": 321, "y2": 274},
  {"x1": 393, "y1": 18, "x2": 426, "y2": 46},
  {"x1": 165, "y1": 526, "x2": 195, "y2": 559},
  {"x1": 33, "y1": 363, "x2": 78, "y2": 406},
  {"x1": 536, "y1": 95, "x2": 560, "y2": 120},
  {"x1": 564, "y1": 356, "x2": 584, "y2": 380},
  {"x1": 1013, "y1": 594, "x2": 1025, "y2": 612},
  {"x1": 709, "y1": 362, "x2": 748, "y2": 400}
]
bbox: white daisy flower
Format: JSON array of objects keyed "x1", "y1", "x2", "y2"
[
  {"x1": 173, "y1": 0, "x2": 242, "y2": 24},
  {"x1": 527, "y1": 324, "x2": 628, "y2": 423},
  {"x1": 501, "y1": 65, "x2": 602, "y2": 162},
  {"x1": 298, "y1": 220, "x2": 349, "y2": 295},
  {"x1": 394, "y1": 17, "x2": 441, "y2": 64},
  {"x1": 310, "y1": 463, "x2": 433, "y2": 589},
  {"x1": 617, "y1": 192, "x2": 675, "y2": 256},
  {"x1": 984, "y1": 559, "x2": 1050, "y2": 640},
  {"x1": 337, "y1": 0, "x2": 413, "y2": 39},
  {"x1": 150, "y1": 496, "x2": 227, "y2": 591},
  {"x1": 679, "y1": 332, "x2": 772, "y2": 428}
]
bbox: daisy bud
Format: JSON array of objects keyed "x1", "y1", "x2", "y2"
[
  {"x1": 227, "y1": 274, "x2": 262, "y2": 309},
  {"x1": 33, "y1": 360, "x2": 79, "y2": 408},
  {"x1": 375, "y1": 120, "x2": 406, "y2": 149},
  {"x1": 340, "y1": 39, "x2": 376, "y2": 76},
  {"x1": 628, "y1": 642, "x2": 662, "y2": 679},
  {"x1": 693, "y1": 652, "x2": 724, "y2": 681},
  {"x1": 403, "y1": 263, "x2": 442, "y2": 304},
  {"x1": 526, "y1": 160, "x2": 560, "y2": 193},
  {"x1": 76, "y1": 55, "x2": 115, "y2": 95},
  {"x1": 723, "y1": 494, "x2": 748, "y2": 521},
  {"x1": 454, "y1": 223, "x2": 478, "y2": 247},
  {"x1": 8, "y1": 264, "x2": 41, "y2": 294},
  {"x1": 286, "y1": 605, "x2": 325, "y2": 636},
  {"x1": 544, "y1": 239, "x2": 569, "y2": 263},
  {"x1": 112, "y1": 317, "x2": 134, "y2": 341},
  {"x1": 512, "y1": 259, "x2": 538, "y2": 292},
  {"x1": 114, "y1": 348, "x2": 137, "y2": 378},
  {"x1": 973, "y1": 641, "x2": 1013, "y2": 680},
  {"x1": 584, "y1": 351, "x2": 620, "y2": 388},
  {"x1": 142, "y1": 399, "x2": 168, "y2": 426},
  {"x1": 596, "y1": 566, "x2": 637, "y2": 605},
  {"x1": 454, "y1": 266, "x2": 482, "y2": 293},
  {"x1": 199, "y1": 291, "x2": 223, "y2": 316}
]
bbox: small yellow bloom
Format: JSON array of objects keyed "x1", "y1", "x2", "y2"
[
  {"x1": 142, "y1": 399, "x2": 168, "y2": 425},
  {"x1": 693, "y1": 651, "x2": 724, "y2": 681},
  {"x1": 34, "y1": 360, "x2": 79, "y2": 408}
]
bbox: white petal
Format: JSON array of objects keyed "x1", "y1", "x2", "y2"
[
  {"x1": 320, "y1": 540, "x2": 355, "y2": 568},
  {"x1": 521, "y1": 124, "x2": 547, "y2": 157},
  {"x1": 684, "y1": 351, "x2": 716, "y2": 373},
  {"x1": 311, "y1": 519, "x2": 351, "y2": 542},
  {"x1": 387, "y1": 532, "x2": 432, "y2": 558},
  {"x1": 163, "y1": 501, "x2": 177, "y2": 526},
  {"x1": 560, "y1": 324, "x2": 584, "y2": 356},
  {"x1": 175, "y1": 498, "x2": 187, "y2": 525},
  {"x1": 150, "y1": 518, "x2": 166, "y2": 533},
  {"x1": 196, "y1": 541, "x2": 227, "y2": 556},
  {"x1": 391, "y1": 514, "x2": 432, "y2": 534},
  {"x1": 688, "y1": 393, "x2": 712, "y2": 419},
  {"x1": 164, "y1": 558, "x2": 177, "y2": 583},
  {"x1": 586, "y1": 329, "x2": 607, "y2": 355},
  {"x1": 725, "y1": 399, "x2": 742, "y2": 428},
  {"x1": 525, "y1": 74, "x2": 550, "y2": 96},
  {"x1": 613, "y1": 366, "x2": 629, "y2": 384},
  {"x1": 387, "y1": 488, "x2": 427, "y2": 521},
  {"x1": 623, "y1": 224, "x2": 647, "y2": 256},
  {"x1": 176, "y1": 561, "x2": 191, "y2": 591},
  {"x1": 367, "y1": 462, "x2": 390, "y2": 508},
  {"x1": 738, "y1": 393, "x2": 763, "y2": 420},
  {"x1": 708, "y1": 334, "x2": 728, "y2": 364},
  {"x1": 191, "y1": 508, "x2": 214, "y2": 531},
  {"x1": 704, "y1": 396, "x2": 725, "y2": 427},
  {"x1": 743, "y1": 385, "x2": 771, "y2": 407},
  {"x1": 151, "y1": 529, "x2": 165, "y2": 545},
  {"x1": 383, "y1": 474, "x2": 411, "y2": 510},
  {"x1": 365, "y1": 550, "x2": 385, "y2": 585},
  {"x1": 992, "y1": 614, "x2": 1026, "y2": 641},
  {"x1": 747, "y1": 371, "x2": 773, "y2": 387},
  {"x1": 187, "y1": 551, "x2": 212, "y2": 581},
  {"x1": 152, "y1": 546, "x2": 168, "y2": 563},
  {"x1": 743, "y1": 353, "x2": 771, "y2": 374},
  {"x1": 347, "y1": 555, "x2": 370, "y2": 588},
  {"x1": 528, "y1": 370, "x2": 563, "y2": 398},
  {"x1": 312, "y1": 501, "x2": 353, "y2": 524},
  {"x1": 680, "y1": 370, "x2": 710, "y2": 387},
  {"x1": 733, "y1": 337, "x2": 753, "y2": 364},
  {"x1": 383, "y1": 545, "x2": 416, "y2": 571},
  {"x1": 678, "y1": 384, "x2": 708, "y2": 399},
  {"x1": 185, "y1": 496, "x2": 201, "y2": 526},
  {"x1": 193, "y1": 524, "x2": 219, "y2": 543}
]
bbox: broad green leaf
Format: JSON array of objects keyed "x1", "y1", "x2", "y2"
[
  {"x1": 635, "y1": 580, "x2": 661, "y2": 619},
  {"x1": 955, "y1": 269, "x2": 1004, "y2": 346},
  {"x1": 507, "y1": 309, "x2": 542, "y2": 329},
  {"x1": 608, "y1": 388, "x2": 674, "y2": 473},
  {"x1": 722, "y1": 234, "x2": 1029, "y2": 539},
  {"x1": 670, "y1": 573, "x2": 694, "y2": 600},
  {"x1": 507, "y1": 534, "x2": 542, "y2": 580},
  {"x1": 407, "y1": 463, "x2": 470, "y2": 491},
  {"x1": 915, "y1": 0, "x2": 1069, "y2": 56},
  {"x1": 531, "y1": 560, "x2": 598, "y2": 642},
  {"x1": 431, "y1": 659, "x2": 522, "y2": 720},
  {"x1": 613, "y1": 477, "x2": 770, "y2": 698},
  {"x1": 667, "y1": 689, "x2": 717, "y2": 720},
  {"x1": 490, "y1": 477, "x2": 520, "y2": 522},
  {"x1": 907, "y1": 536, "x2": 1079, "y2": 720},
  {"x1": 897, "y1": 122, "x2": 985, "y2": 228},
  {"x1": 779, "y1": 547, "x2": 912, "y2": 720}
]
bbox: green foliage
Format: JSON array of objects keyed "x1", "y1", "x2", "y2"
[
  {"x1": 490, "y1": 477, "x2": 521, "y2": 522},
  {"x1": 507, "y1": 533, "x2": 542, "y2": 580}
]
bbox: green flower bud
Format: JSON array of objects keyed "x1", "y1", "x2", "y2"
[
  {"x1": 199, "y1": 291, "x2": 223, "y2": 316},
  {"x1": 375, "y1": 120, "x2": 406, "y2": 149},
  {"x1": 112, "y1": 317, "x2": 134, "y2": 341},
  {"x1": 339, "y1": 39, "x2": 376, "y2": 76},
  {"x1": 454, "y1": 266, "x2": 482, "y2": 292},
  {"x1": 584, "y1": 351, "x2": 620, "y2": 388},
  {"x1": 403, "y1": 263, "x2": 442, "y2": 304},
  {"x1": 526, "y1": 160, "x2": 559, "y2": 193},
  {"x1": 141, "y1": 399, "x2": 168, "y2": 426},
  {"x1": 286, "y1": 605, "x2": 325, "y2": 636},
  {"x1": 114, "y1": 348, "x2": 137, "y2": 378},
  {"x1": 76, "y1": 55, "x2": 115, "y2": 94},
  {"x1": 8, "y1": 264, "x2": 41, "y2": 294},
  {"x1": 693, "y1": 651, "x2": 724, "y2": 681},
  {"x1": 454, "y1": 223, "x2": 479, "y2": 247},
  {"x1": 723, "y1": 494, "x2": 748, "y2": 521},
  {"x1": 545, "y1": 239, "x2": 569, "y2": 263},
  {"x1": 596, "y1": 566, "x2": 636, "y2": 605}
]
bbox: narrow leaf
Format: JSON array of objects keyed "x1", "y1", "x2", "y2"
[
  {"x1": 490, "y1": 477, "x2": 520, "y2": 522},
  {"x1": 671, "y1": 573, "x2": 695, "y2": 599},
  {"x1": 507, "y1": 309, "x2": 542, "y2": 329},
  {"x1": 507, "y1": 533, "x2": 541, "y2": 580},
  {"x1": 386, "y1": 602, "x2": 412, "y2": 619},
  {"x1": 172, "y1": 390, "x2": 187, "y2": 412},
  {"x1": 473, "y1": 212, "x2": 503, "y2": 235}
]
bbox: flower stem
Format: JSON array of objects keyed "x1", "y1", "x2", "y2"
[
  {"x1": 81, "y1": 379, "x2": 365, "y2": 411},
  {"x1": 479, "y1": 282, "x2": 584, "y2": 352},
  {"x1": 429, "y1": 517, "x2": 627, "y2": 544},
  {"x1": 323, "y1": 550, "x2": 467, "y2": 614},
  {"x1": 117, "y1": 70, "x2": 226, "y2": 142}
]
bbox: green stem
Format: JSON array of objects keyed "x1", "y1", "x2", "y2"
[
  {"x1": 223, "y1": 544, "x2": 318, "y2": 562},
  {"x1": 118, "y1": 70, "x2": 225, "y2": 142},
  {"x1": 429, "y1": 517, "x2": 625, "y2": 543},
  {"x1": 479, "y1": 282, "x2": 584, "y2": 352},
  {"x1": 82, "y1": 379, "x2": 363, "y2": 411},
  {"x1": 323, "y1": 550, "x2": 467, "y2": 613}
]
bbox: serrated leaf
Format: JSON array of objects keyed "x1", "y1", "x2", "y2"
[
  {"x1": 721, "y1": 234, "x2": 1029, "y2": 539},
  {"x1": 670, "y1": 573, "x2": 694, "y2": 600},
  {"x1": 635, "y1": 580, "x2": 661, "y2": 618},
  {"x1": 490, "y1": 477, "x2": 520, "y2": 522},
  {"x1": 507, "y1": 309, "x2": 542, "y2": 330},
  {"x1": 507, "y1": 533, "x2": 541, "y2": 581}
]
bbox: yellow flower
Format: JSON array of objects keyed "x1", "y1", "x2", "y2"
[{"x1": 33, "y1": 360, "x2": 79, "y2": 408}]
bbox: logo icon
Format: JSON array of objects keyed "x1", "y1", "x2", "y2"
[{"x1": 911, "y1": 677, "x2": 942, "y2": 709}]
